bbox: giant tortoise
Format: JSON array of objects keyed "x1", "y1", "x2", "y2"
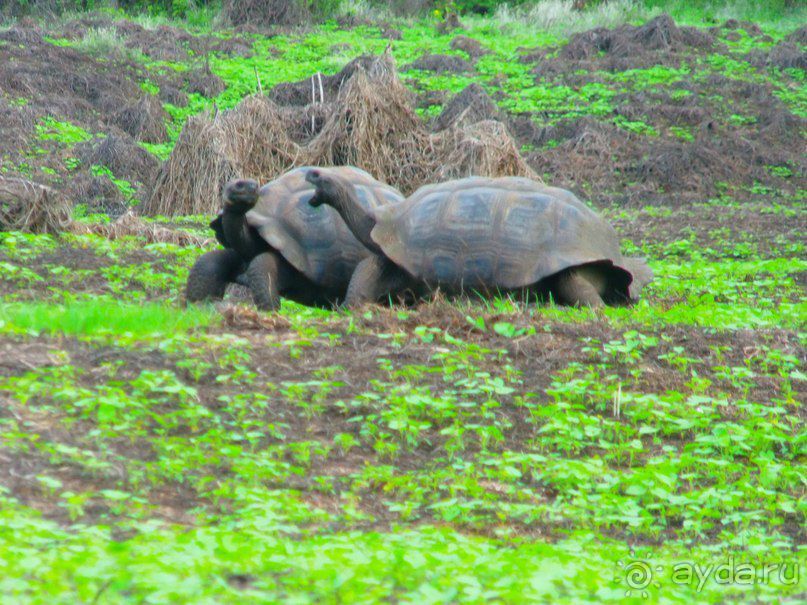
[
  {"x1": 185, "y1": 166, "x2": 404, "y2": 310},
  {"x1": 305, "y1": 170, "x2": 652, "y2": 308}
]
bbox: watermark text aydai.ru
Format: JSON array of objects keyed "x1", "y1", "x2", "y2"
[
  {"x1": 616, "y1": 554, "x2": 800, "y2": 597},
  {"x1": 672, "y1": 557, "x2": 799, "y2": 592}
]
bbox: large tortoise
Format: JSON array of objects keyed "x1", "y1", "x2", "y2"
[
  {"x1": 185, "y1": 166, "x2": 404, "y2": 310},
  {"x1": 305, "y1": 170, "x2": 652, "y2": 308}
]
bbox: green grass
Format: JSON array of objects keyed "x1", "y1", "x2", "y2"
[
  {"x1": 35, "y1": 117, "x2": 94, "y2": 145},
  {"x1": 0, "y1": 222, "x2": 804, "y2": 602},
  {"x1": 0, "y1": 300, "x2": 217, "y2": 337},
  {"x1": 643, "y1": 0, "x2": 807, "y2": 32},
  {"x1": 0, "y1": 510, "x2": 800, "y2": 603}
]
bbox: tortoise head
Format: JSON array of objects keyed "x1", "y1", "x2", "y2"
[
  {"x1": 223, "y1": 178, "x2": 260, "y2": 213},
  {"x1": 306, "y1": 169, "x2": 347, "y2": 209}
]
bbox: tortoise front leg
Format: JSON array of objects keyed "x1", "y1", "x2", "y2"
[
  {"x1": 554, "y1": 269, "x2": 605, "y2": 309},
  {"x1": 345, "y1": 256, "x2": 410, "y2": 308},
  {"x1": 185, "y1": 249, "x2": 244, "y2": 304},
  {"x1": 245, "y1": 251, "x2": 287, "y2": 311}
]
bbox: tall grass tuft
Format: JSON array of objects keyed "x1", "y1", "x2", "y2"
[
  {"x1": 488, "y1": 1, "x2": 654, "y2": 34},
  {"x1": 69, "y1": 26, "x2": 148, "y2": 62}
]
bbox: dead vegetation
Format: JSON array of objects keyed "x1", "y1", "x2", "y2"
[
  {"x1": 68, "y1": 212, "x2": 212, "y2": 246},
  {"x1": 64, "y1": 173, "x2": 130, "y2": 217},
  {"x1": 450, "y1": 35, "x2": 490, "y2": 59},
  {"x1": 76, "y1": 135, "x2": 160, "y2": 188},
  {"x1": 561, "y1": 13, "x2": 716, "y2": 64},
  {"x1": 513, "y1": 15, "x2": 806, "y2": 204},
  {"x1": 403, "y1": 53, "x2": 474, "y2": 73},
  {"x1": 146, "y1": 51, "x2": 535, "y2": 216},
  {"x1": 0, "y1": 14, "x2": 803, "y2": 218},
  {"x1": 222, "y1": 0, "x2": 311, "y2": 28},
  {"x1": 747, "y1": 41, "x2": 807, "y2": 70},
  {"x1": 144, "y1": 97, "x2": 302, "y2": 216},
  {"x1": 432, "y1": 83, "x2": 499, "y2": 131},
  {"x1": 0, "y1": 22, "x2": 168, "y2": 137},
  {"x1": 0, "y1": 176, "x2": 72, "y2": 233},
  {"x1": 110, "y1": 95, "x2": 169, "y2": 143},
  {"x1": 0, "y1": 173, "x2": 211, "y2": 243}
]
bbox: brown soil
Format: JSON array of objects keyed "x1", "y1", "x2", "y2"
[
  {"x1": 450, "y1": 35, "x2": 490, "y2": 58},
  {"x1": 403, "y1": 53, "x2": 474, "y2": 73},
  {"x1": 606, "y1": 203, "x2": 806, "y2": 260}
]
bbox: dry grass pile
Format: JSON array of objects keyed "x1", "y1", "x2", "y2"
[
  {"x1": 747, "y1": 41, "x2": 807, "y2": 70},
  {"x1": 302, "y1": 54, "x2": 538, "y2": 188},
  {"x1": 269, "y1": 55, "x2": 380, "y2": 107},
  {"x1": 557, "y1": 13, "x2": 716, "y2": 72},
  {"x1": 301, "y1": 51, "x2": 435, "y2": 192},
  {"x1": 69, "y1": 212, "x2": 212, "y2": 247},
  {"x1": 432, "y1": 120, "x2": 538, "y2": 182},
  {"x1": 64, "y1": 173, "x2": 128, "y2": 217},
  {"x1": 432, "y1": 83, "x2": 499, "y2": 131},
  {"x1": 519, "y1": 117, "x2": 634, "y2": 200},
  {"x1": 0, "y1": 176, "x2": 73, "y2": 234},
  {"x1": 147, "y1": 51, "x2": 535, "y2": 216},
  {"x1": 786, "y1": 26, "x2": 807, "y2": 45},
  {"x1": 110, "y1": 96, "x2": 168, "y2": 143},
  {"x1": 185, "y1": 65, "x2": 226, "y2": 97},
  {"x1": 77, "y1": 135, "x2": 159, "y2": 187},
  {"x1": 144, "y1": 97, "x2": 301, "y2": 216}
]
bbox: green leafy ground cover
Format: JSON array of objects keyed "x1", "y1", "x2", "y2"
[
  {"x1": 1, "y1": 4, "x2": 805, "y2": 604},
  {"x1": 0, "y1": 206, "x2": 803, "y2": 603}
]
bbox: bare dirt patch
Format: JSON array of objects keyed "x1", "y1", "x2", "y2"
[{"x1": 403, "y1": 53, "x2": 474, "y2": 73}]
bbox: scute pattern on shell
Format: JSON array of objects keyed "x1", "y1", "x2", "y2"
[
  {"x1": 371, "y1": 176, "x2": 633, "y2": 294},
  {"x1": 246, "y1": 166, "x2": 403, "y2": 288}
]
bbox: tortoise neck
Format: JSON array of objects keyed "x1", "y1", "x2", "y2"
[
  {"x1": 221, "y1": 208, "x2": 264, "y2": 261},
  {"x1": 322, "y1": 181, "x2": 383, "y2": 256}
]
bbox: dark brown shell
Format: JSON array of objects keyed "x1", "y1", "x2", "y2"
[
  {"x1": 371, "y1": 176, "x2": 634, "y2": 292},
  {"x1": 245, "y1": 166, "x2": 403, "y2": 288}
]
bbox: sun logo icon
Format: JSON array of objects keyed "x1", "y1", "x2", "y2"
[{"x1": 614, "y1": 550, "x2": 664, "y2": 598}]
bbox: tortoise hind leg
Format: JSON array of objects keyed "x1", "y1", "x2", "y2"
[
  {"x1": 185, "y1": 249, "x2": 244, "y2": 304},
  {"x1": 245, "y1": 251, "x2": 288, "y2": 311},
  {"x1": 553, "y1": 268, "x2": 605, "y2": 309},
  {"x1": 344, "y1": 256, "x2": 410, "y2": 308}
]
